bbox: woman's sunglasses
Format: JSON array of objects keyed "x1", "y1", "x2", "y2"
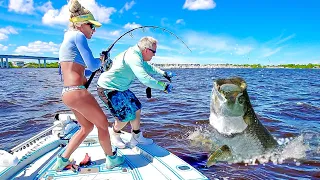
[{"x1": 87, "y1": 23, "x2": 95, "y2": 30}]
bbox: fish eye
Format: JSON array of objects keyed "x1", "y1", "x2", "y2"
[
  {"x1": 237, "y1": 95, "x2": 245, "y2": 104},
  {"x1": 220, "y1": 91, "x2": 228, "y2": 97},
  {"x1": 217, "y1": 85, "x2": 220, "y2": 91}
]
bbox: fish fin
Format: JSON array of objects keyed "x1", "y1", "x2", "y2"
[
  {"x1": 201, "y1": 138, "x2": 213, "y2": 145},
  {"x1": 240, "y1": 81, "x2": 247, "y2": 91},
  {"x1": 206, "y1": 145, "x2": 232, "y2": 167},
  {"x1": 243, "y1": 115, "x2": 251, "y2": 125}
]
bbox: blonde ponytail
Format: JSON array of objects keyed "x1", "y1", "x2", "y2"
[{"x1": 69, "y1": 0, "x2": 91, "y2": 18}]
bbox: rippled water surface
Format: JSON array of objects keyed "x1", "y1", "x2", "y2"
[{"x1": 1, "y1": 68, "x2": 319, "y2": 179}]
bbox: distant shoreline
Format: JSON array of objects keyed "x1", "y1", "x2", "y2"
[
  {"x1": 153, "y1": 63, "x2": 320, "y2": 69},
  {"x1": 5, "y1": 62, "x2": 320, "y2": 69}
]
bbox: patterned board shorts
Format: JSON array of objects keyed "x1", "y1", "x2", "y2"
[{"x1": 97, "y1": 87, "x2": 142, "y2": 122}]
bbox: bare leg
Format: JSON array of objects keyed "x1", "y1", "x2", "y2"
[
  {"x1": 96, "y1": 126, "x2": 112, "y2": 155},
  {"x1": 61, "y1": 109, "x2": 94, "y2": 159},
  {"x1": 62, "y1": 89, "x2": 113, "y2": 156},
  {"x1": 129, "y1": 109, "x2": 141, "y2": 131},
  {"x1": 128, "y1": 109, "x2": 153, "y2": 145},
  {"x1": 113, "y1": 117, "x2": 128, "y2": 132}
]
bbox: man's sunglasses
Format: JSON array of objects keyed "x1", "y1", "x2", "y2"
[{"x1": 147, "y1": 48, "x2": 156, "y2": 54}]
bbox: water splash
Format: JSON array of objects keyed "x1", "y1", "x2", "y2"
[{"x1": 188, "y1": 126, "x2": 309, "y2": 166}]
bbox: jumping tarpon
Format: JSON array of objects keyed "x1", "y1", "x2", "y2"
[{"x1": 206, "y1": 77, "x2": 278, "y2": 167}]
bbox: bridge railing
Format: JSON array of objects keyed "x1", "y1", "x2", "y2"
[{"x1": 0, "y1": 55, "x2": 59, "y2": 68}]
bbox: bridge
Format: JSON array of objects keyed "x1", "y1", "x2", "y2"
[{"x1": 0, "y1": 55, "x2": 59, "y2": 68}]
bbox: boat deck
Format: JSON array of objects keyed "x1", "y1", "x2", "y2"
[{"x1": 1, "y1": 117, "x2": 208, "y2": 180}]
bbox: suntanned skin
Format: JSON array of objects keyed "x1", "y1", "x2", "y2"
[{"x1": 60, "y1": 23, "x2": 114, "y2": 158}]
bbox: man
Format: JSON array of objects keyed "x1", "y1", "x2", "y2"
[{"x1": 97, "y1": 36, "x2": 174, "y2": 148}]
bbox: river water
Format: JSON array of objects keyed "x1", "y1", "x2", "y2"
[{"x1": 0, "y1": 68, "x2": 319, "y2": 179}]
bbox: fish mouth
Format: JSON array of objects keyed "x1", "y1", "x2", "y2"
[
  {"x1": 211, "y1": 77, "x2": 247, "y2": 117},
  {"x1": 209, "y1": 77, "x2": 249, "y2": 135}
]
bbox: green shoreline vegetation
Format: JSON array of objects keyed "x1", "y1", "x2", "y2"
[
  {"x1": 238, "y1": 63, "x2": 320, "y2": 69},
  {"x1": 7, "y1": 62, "x2": 320, "y2": 69},
  {"x1": 9, "y1": 62, "x2": 59, "y2": 68}
]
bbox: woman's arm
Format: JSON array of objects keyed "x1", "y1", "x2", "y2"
[{"x1": 75, "y1": 32, "x2": 101, "y2": 71}]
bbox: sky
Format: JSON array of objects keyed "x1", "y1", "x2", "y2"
[{"x1": 0, "y1": 0, "x2": 319, "y2": 65}]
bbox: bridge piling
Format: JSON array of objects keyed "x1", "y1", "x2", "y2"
[{"x1": 5, "y1": 58, "x2": 8, "y2": 68}]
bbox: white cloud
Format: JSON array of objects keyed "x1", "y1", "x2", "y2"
[
  {"x1": 132, "y1": 12, "x2": 140, "y2": 18},
  {"x1": 42, "y1": 0, "x2": 116, "y2": 26},
  {"x1": 176, "y1": 19, "x2": 185, "y2": 25},
  {"x1": 0, "y1": 34, "x2": 8, "y2": 41},
  {"x1": 9, "y1": 0, "x2": 34, "y2": 14},
  {"x1": 37, "y1": 1, "x2": 53, "y2": 13},
  {"x1": 160, "y1": 18, "x2": 171, "y2": 27},
  {"x1": 42, "y1": 4, "x2": 70, "y2": 26},
  {"x1": 95, "y1": 29, "x2": 122, "y2": 40},
  {"x1": 276, "y1": 34, "x2": 295, "y2": 45},
  {"x1": 153, "y1": 55, "x2": 225, "y2": 64},
  {"x1": 260, "y1": 47, "x2": 282, "y2": 58},
  {"x1": 119, "y1": 1, "x2": 135, "y2": 14},
  {"x1": 184, "y1": 32, "x2": 255, "y2": 56},
  {"x1": 157, "y1": 44, "x2": 178, "y2": 52},
  {"x1": 78, "y1": 0, "x2": 116, "y2": 23},
  {"x1": 183, "y1": 0, "x2": 216, "y2": 10},
  {"x1": 109, "y1": 30, "x2": 121, "y2": 36},
  {"x1": 265, "y1": 33, "x2": 296, "y2": 47},
  {"x1": 0, "y1": 26, "x2": 18, "y2": 40},
  {"x1": 124, "y1": 22, "x2": 141, "y2": 29},
  {"x1": 0, "y1": 44, "x2": 8, "y2": 51},
  {"x1": 234, "y1": 46, "x2": 253, "y2": 55},
  {"x1": 14, "y1": 41, "x2": 60, "y2": 55},
  {"x1": 185, "y1": 32, "x2": 231, "y2": 52}
]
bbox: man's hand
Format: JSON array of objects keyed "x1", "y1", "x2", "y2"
[
  {"x1": 103, "y1": 58, "x2": 113, "y2": 71},
  {"x1": 98, "y1": 66, "x2": 104, "y2": 73},
  {"x1": 163, "y1": 71, "x2": 176, "y2": 82}
]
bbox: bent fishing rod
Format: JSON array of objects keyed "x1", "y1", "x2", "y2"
[{"x1": 84, "y1": 25, "x2": 191, "y2": 89}]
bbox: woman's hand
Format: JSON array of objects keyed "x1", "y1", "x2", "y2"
[{"x1": 100, "y1": 53, "x2": 105, "y2": 63}]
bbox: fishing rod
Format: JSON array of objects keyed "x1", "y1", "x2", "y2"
[{"x1": 84, "y1": 25, "x2": 192, "y2": 89}]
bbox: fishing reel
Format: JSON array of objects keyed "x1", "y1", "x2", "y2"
[{"x1": 100, "y1": 50, "x2": 113, "y2": 71}]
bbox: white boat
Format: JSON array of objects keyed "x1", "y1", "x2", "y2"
[{"x1": 0, "y1": 114, "x2": 209, "y2": 180}]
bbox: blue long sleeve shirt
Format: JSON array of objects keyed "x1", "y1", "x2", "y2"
[{"x1": 59, "y1": 30, "x2": 101, "y2": 71}]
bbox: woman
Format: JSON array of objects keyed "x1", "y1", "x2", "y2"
[{"x1": 53, "y1": 0, "x2": 124, "y2": 171}]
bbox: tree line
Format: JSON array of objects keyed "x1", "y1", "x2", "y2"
[{"x1": 8, "y1": 62, "x2": 320, "y2": 69}]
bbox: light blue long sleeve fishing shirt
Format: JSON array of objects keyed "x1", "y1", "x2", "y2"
[{"x1": 97, "y1": 45, "x2": 166, "y2": 91}]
